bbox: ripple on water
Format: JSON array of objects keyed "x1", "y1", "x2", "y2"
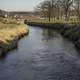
[
  {"x1": 0, "y1": 27, "x2": 80, "y2": 80},
  {"x1": 32, "y1": 47, "x2": 80, "y2": 80}
]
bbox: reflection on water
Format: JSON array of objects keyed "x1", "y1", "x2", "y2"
[
  {"x1": 42, "y1": 29, "x2": 60, "y2": 41},
  {"x1": 0, "y1": 26, "x2": 80, "y2": 80},
  {"x1": 0, "y1": 45, "x2": 18, "y2": 59}
]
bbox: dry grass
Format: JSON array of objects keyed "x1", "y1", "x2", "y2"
[
  {"x1": 0, "y1": 21, "x2": 29, "y2": 44},
  {"x1": 0, "y1": 19, "x2": 29, "y2": 55}
]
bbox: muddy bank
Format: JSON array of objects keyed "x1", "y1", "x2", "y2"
[
  {"x1": 27, "y1": 22, "x2": 80, "y2": 49},
  {"x1": 0, "y1": 23, "x2": 29, "y2": 57}
]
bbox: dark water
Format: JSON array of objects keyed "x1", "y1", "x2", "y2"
[{"x1": 0, "y1": 26, "x2": 80, "y2": 80}]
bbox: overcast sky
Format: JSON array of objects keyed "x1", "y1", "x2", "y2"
[{"x1": 0, "y1": 0, "x2": 44, "y2": 11}]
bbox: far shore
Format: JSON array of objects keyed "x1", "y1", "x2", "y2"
[{"x1": 26, "y1": 21, "x2": 80, "y2": 50}]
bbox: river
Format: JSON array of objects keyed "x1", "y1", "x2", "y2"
[{"x1": 0, "y1": 26, "x2": 80, "y2": 80}]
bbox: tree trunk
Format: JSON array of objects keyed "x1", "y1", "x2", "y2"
[
  {"x1": 65, "y1": 10, "x2": 68, "y2": 21},
  {"x1": 57, "y1": 7, "x2": 60, "y2": 20}
]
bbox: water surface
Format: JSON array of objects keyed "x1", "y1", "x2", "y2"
[{"x1": 0, "y1": 26, "x2": 80, "y2": 80}]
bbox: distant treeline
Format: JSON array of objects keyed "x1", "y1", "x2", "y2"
[
  {"x1": 9, "y1": 11, "x2": 36, "y2": 16},
  {"x1": 0, "y1": 9, "x2": 7, "y2": 17},
  {"x1": 0, "y1": 9, "x2": 37, "y2": 17}
]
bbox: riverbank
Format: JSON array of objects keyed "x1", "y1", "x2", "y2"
[
  {"x1": 0, "y1": 19, "x2": 29, "y2": 56},
  {"x1": 27, "y1": 21, "x2": 80, "y2": 49}
]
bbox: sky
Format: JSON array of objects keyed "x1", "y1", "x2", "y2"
[{"x1": 0, "y1": 0, "x2": 44, "y2": 11}]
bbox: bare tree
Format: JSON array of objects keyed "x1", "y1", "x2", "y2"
[
  {"x1": 35, "y1": 0, "x2": 73, "y2": 21},
  {"x1": 54, "y1": 0, "x2": 62, "y2": 20},
  {"x1": 60, "y1": 0, "x2": 73, "y2": 20},
  {"x1": 35, "y1": 1, "x2": 51, "y2": 21},
  {"x1": 73, "y1": 0, "x2": 80, "y2": 20}
]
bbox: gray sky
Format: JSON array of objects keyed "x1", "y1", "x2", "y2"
[{"x1": 0, "y1": 0, "x2": 44, "y2": 11}]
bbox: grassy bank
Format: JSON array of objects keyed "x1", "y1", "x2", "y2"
[
  {"x1": 60, "y1": 24, "x2": 80, "y2": 49},
  {"x1": 0, "y1": 19, "x2": 29, "y2": 56}
]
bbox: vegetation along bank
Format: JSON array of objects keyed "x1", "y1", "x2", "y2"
[{"x1": 0, "y1": 18, "x2": 29, "y2": 56}]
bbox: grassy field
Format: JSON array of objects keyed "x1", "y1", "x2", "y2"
[
  {"x1": 25, "y1": 16, "x2": 80, "y2": 24},
  {"x1": 31, "y1": 19, "x2": 80, "y2": 24}
]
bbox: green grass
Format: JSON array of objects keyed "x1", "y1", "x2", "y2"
[{"x1": 28, "y1": 17, "x2": 80, "y2": 24}]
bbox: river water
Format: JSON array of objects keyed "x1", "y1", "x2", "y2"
[{"x1": 0, "y1": 26, "x2": 80, "y2": 80}]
